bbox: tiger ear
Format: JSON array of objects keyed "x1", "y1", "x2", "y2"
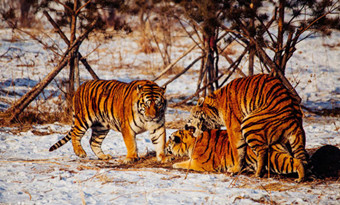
[
  {"x1": 161, "y1": 85, "x2": 166, "y2": 94},
  {"x1": 136, "y1": 85, "x2": 143, "y2": 94},
  {"x1": 197, "y1": 97, "x2": 205, "y2": 107}
]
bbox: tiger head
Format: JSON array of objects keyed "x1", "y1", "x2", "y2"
[
  {"x1": 136, "y1": 81, "x2": 167, "y2": 122},
  {"x1": 166, "y1": 130, "x2": 196, "y2": 157},
  {"x1": 185, "y1": 95, "x2": 223, "y2": 136}
]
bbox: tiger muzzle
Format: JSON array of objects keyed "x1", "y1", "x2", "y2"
[
  {"x1": 165, "y1": 146, "x2": 173, "y2": 155},
  {"x1": 185, "y1": 124, "x2": 196, "y2": 133}
]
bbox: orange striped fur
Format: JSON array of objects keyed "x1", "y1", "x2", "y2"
[
  {"x1": 166, "y1": 130, "x2": 304, "y2": 182},
  {"x1": 185, "y1": 74, "x2": 308, "y2": 179},
  {"x1": 49, "y1": 79, "x2": 168, "y2": 163}
]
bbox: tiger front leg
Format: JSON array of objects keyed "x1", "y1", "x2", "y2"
[
  {"x1": 226, "y1": 130, "x2": 246, "y2": 174},
  {"x1": 122, "y1": 128, "x2": 139, "y2": 163},
  {"x1": 243, "y1": 133, "x2": 268, "y2": 178},
  {"x1": 173, "y1": 159, "x2": 206, "y2": 172},
  {"x1": 227, "y1": 146, "x2": 246, "y2": 175},
  {"x1": 150, "y1": 125, "x2": 171, "y2": 163}
]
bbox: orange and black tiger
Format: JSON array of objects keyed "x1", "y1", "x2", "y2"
[
  {"x1": 185, "y1": 74, "x2": 308, "y2": 178},
  {"x1": 49, "y1": 79, "x2": 169, "y2": 163},
  {"x1": 166, "y1": 129, "x2": 305, "y2": 182}
]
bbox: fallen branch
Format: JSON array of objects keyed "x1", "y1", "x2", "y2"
[{"x1": 1, "y1": 18, "x2": 98, "y2": 122}]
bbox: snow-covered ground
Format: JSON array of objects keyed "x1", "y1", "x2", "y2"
[{"x1": 0, "y1": 26, "x2": 339, "y2": 204}]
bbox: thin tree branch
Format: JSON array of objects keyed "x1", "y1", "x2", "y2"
[
  {"x1": 2, "y1": 18, "x2": 98, "y2": 122},
  {"x1": 53, "y1": 0, "x2": 74, "y2": 15},
  {"x1": 153, "y1": 44, "x2": 197, "y2": 81},
  {"x1": 75, "y1": 0, "x2": 92, "y2": 15},
  {"x1": 170, "y1": 47, "x2": 248, "y2": 107},
  {"x1": 162, "y1": 55, "x2": 203, "y2": 88},
  {"x1": 148, "y1": 18, "x2": 167, "y2": 66},
  {"x1": 43, "y1": 11, "x2": 99, "y2": 80},
  {"x1": 176, "y1": 17, "x2": 203, "y2": 51},
  {"x1": 7, "y1": 23, "x2": 61, "y2": 57},
  {"x1": 255, "y1": 6, "x2": 277, "y2": 44}
]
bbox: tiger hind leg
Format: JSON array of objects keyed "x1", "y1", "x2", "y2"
[
  {"x1": 90, "y1": 123, "x2": 111, "y2": 160},
  {"x1": 71, "y1": 125, "x2": 88, "y2": 158},
  {"x1": 289, "y1": 127, "x2": 309, "y2": 166},
  {"x1": 269, "y1": 144, "x2": 305, "y2": 182},
  {"x1": 243, "y1": 132, "x2": 268, "y2": 178},
  {"x1": 225, "y1": 129, "x2": 246, "y2": 175},
  {"x1": 254, "y1": 147, "x2": 268, "y2": 177}
]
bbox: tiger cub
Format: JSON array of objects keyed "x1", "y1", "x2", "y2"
[
  {"x1": 166, "y1": 130, "x2": 305, "y2": 182},
  {"x1": 185, "y1": 74, "x2": 308, "y2": 178},
  {"x1": 49, "y1": 79, "x2": 169, "y2": 163}
]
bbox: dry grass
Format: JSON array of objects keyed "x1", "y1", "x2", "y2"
[
  {"x1": 67, "y1": 149, "x2": 339, "y2": 184},
  {"x1": 0, "y1": 107, "x2": 71, "y2": 128}
]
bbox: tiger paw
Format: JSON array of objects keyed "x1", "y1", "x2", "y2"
[
  {"x1": 254, "y1": 168, "x2": 264, "y2": 178},
  {"x1": 74, "y1": 149, "x2": 87, "y2": 158},
  {"x1": 173, "y1": 163, "x2": 186, "y2": 169},
  {"x1": 123, "y1": 156, "x2": 139, "y2": 164},
  {"x1": 227, "y1": 165, "x2": 242, "y2": 175},
  {"x1": 98, "y1": 154, "x2": 113, "y2": 160},
  {"x1": 294, "y1": 177, "x2": 304, "y2": 183},
  {"x1": 157, "y1": 154, "x2": 172, "y2": 163}
]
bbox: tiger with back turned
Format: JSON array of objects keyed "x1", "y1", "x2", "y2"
[
  {"x1": 49, "y1": 79, "x2": 169, "y2": 163},
  {"x1": 166, "y1": 129, "x2": 305, "y2": 182},
  {"x1": 185, "y1": 74, "x2": 308, "y2": 179}
]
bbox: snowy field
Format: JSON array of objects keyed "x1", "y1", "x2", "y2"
[{"x1": 0, "y1": 27, "x2": 339, "y2": 204}]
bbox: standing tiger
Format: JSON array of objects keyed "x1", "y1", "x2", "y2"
[
  {"x1": 185, "y1": 74, "x2": 308, "y2": 178},
  {"x1": 166, "y1": 130, "x2": 305, "y2": 182},
  {"x1": 49, "y1": 79, "x2": 169, "y2": 163}
]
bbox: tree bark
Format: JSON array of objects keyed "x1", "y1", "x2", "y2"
[
  {"x1": 275, "y1": 0, "x2": 285, "y2": 74},
  {"x1": 67, "y1": 0, "x2": 79, "y2": 111}
]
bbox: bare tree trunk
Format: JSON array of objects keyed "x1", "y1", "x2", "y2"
[
  {"x1": 196, "y1": 55, "x2": 206, "y2": 97},
  {"x1": 203, "y1": 34, "x2": 218, "y2": 95},
  {"x1": 202, "y1": 68, "x2": 208, "y2": 97},
  {"x1": 67, "y1": 0, "x2": 79, "y2": 112},
  {"x1": 248, "y1": 17, "x2": 255, "y2": 76},
  {"x1": 19, "y1": 0, "x2": 37, "y2": 27},
  {"x1": 248, "y1": 44, "x2": 255, "y2": 76},
  {"x1": 75, "y1": 52, "x2": 80, "y2": 89},
  {"x1": 273, "y1": 0, "x2": 285, "y2": 75}
]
